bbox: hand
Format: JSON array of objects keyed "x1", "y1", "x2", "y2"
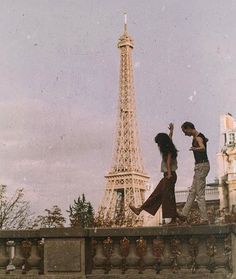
[
  {"x1": 168, "y1": 123, "x2": 174, "y2": 132},
  {"x1": 167, "y1": 173, "x2": 172, "y2": 179}
]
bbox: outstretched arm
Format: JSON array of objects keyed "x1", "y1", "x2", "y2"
[{"x1": 168, "y1": 123, "x2": 174, "y2": 140}]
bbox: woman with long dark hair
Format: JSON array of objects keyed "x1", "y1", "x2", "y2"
[{"x1": 129, "y1": 123, "x2": 181, "y2": 225}]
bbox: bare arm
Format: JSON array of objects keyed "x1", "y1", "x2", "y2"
[
  {"x1": 190, "y1": 136, "x2": 205, "y2": 152},
  {"x1": 168, "y1": 123, "x2": 174, "y2": 140},
  {"x1": 166, "y1": 153, "x2": 172, "y2": 178}
]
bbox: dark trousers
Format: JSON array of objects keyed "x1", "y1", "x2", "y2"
[{"x1": 141, "y1": 172, "x2": 177, "y2": 218}]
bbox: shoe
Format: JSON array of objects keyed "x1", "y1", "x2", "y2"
[
  {"x1": 165, "y1": 218, "x2": 177, "y2": 226},
  {"x1": 176, "y1": 212, "x2": 187, "y2": 222},
  {"x1": 129, "y1": 204, "x2": 141, "y2": 215}
]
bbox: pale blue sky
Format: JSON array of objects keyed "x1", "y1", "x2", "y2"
[{"x1": 0, "y1": 0, "x2": 235, "y2": 216}]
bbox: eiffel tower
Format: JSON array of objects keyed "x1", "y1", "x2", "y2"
[{"x1": 98, "y1": 15, "x2": 150, "y2": 227}]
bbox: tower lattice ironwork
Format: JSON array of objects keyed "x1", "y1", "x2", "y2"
[{"x1": 98, "y1": 17, "x2": 150, "y2": 227}]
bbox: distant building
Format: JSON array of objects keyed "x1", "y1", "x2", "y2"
[
  {"x1": 175, "y1": 184, "x2": 220, "y2": 220},
  {"x1": 217, "y1": 113, "x2": 236, "y2": 212},
  {"x1": 176, "y1": 184, "x2": 219, "y2": 204}
]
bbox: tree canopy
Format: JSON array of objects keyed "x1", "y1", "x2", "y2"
[
  {"x1": 0, "y1": 185, "x2": 33, "y2": 229},
  {"x1": 68, "y1": 193, "x2": 94, "y2": 228},
  {"x1": 33, "y1": 205, "x2": 66, "y2": 229}
]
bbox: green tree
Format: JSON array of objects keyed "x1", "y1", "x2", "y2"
[
  {"x1": 0, "y1": 185, "x2": 33, "y2": 229},
  {"x1": 68, "y1": 194, "x2": 94, "y2": 228},
  {"x1": 33, "y1": 205, "x2": 66, "y2": 228}
]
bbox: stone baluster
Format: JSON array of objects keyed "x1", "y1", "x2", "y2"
[
  {"x1": 224, "y1": 235, "x2": 232, "y2": 273},
  {"x1": 119, "y1": 237, "x2": 130, "y2": 274},
  {"x1": 102, "y1": 236, "x2": 113, "y2": 274},
  {"x1": 136, "y1": 236, "x2": 147, "y2": 274},
  {"x1": 206, "y1": 235, "x2": 217, "y2": 273},
  {"x1": 6, "y1": 240, "x2": 16, "y2": 274},
  {"x1": 38, "y1": 238, "x2": 44, "y2": 275},
  {"x1": 188, "y1": 237, "x2": 199, "y2": 273},
  {"x1": 21, "y1": 240, "x2": 32, "y2": 274},
  {"x1": 170, "y1": 237, "x2": 181, "y2": 273},
  {"x1": 91, "y1": 238, "x2": 97, "y2": 270},
  {"x1": 152, "y1": 237, "x2": 165, "y2": 274}
]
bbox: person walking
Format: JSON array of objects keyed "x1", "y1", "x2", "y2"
[
  {"x1": 179, "y1": 121, "x2": 210, "y2": 225},
  {"x1": 129, "y1": 123, "x2": 179, "y2": 225}
]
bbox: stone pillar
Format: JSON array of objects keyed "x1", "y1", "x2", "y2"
[
  {"x1": 228, "y1": 180, "x2": 236, "y2": 211},
  {"x1": 40, "y1": 228, "x2": 86, "y2": 278},
  {"x1": 43, "y1": 238, "x2": 85, "y2": 277}
]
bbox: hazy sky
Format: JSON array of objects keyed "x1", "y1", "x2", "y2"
[{"x1": 1, "y1": 0, "x2": 236, "y2": 217}]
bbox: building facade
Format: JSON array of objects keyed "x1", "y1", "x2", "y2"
[{"x1": 218, "y1": 113, "x2": 236, "y2": 212}]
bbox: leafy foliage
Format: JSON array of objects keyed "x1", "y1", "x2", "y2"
[
  {"x1": 33, "y1": 205, "x2": 66, "y2": 228},
  {"x1": 94, "y1": 206, "x2": 142, "y2": 228},
  {"x1": 68, "y1": 194, "x2": 94, "y2": 228}
]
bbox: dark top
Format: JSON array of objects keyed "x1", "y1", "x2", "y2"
[{"x1": 192, "y1": 133, "x2": 209, "y2": 164}]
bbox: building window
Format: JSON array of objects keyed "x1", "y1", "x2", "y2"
[
  {"x1": 224, "y1": 133, "x2": 227, "y2": 145},
  {"x1": 227, "y1": 132, "x2": 235, "y2": 145}
]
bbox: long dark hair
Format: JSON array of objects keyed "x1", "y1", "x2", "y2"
[{"x1": 154, "y1": 133, "x2": 178, "y2": 159}]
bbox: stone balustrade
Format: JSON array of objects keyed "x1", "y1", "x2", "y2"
[
  {"x1": 0, "y1": 224, "x2": 236, "y2": 278},
  {"x1": 228, "y1": 173, "x2": 236, "y2": 181},
  {"x1": 87, "y1": 224, "x2": 234, "y2": 278}
]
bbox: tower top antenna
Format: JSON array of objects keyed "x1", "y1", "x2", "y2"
[{"x1": 124, "y1": 12, "x2": 127, "y2": 32}]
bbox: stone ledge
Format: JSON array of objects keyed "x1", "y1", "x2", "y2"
[
  {"x1": 0, "y1": 275, "x2": 230, "y2": 279},
  {"x1": 86, "y1": 269, "x2": 230, "y2": 279},
  {"x1": 87, "y1": 224, "x2": 233, "y2": 237},
  {"x1": 1, "y1": 224, "x2": 236, "y2": 240},
  {"x1": 0, "y1": 276, "x2": 85, "y2": 279},
  {"x1": 0, "y1": 227, "x2": 87, "y2": 239}
]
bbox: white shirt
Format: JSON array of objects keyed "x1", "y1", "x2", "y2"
[{"x1": 161, "y1": 158, "x2": 178, "y2": 173}]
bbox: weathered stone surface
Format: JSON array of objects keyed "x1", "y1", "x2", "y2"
[
  {"x1": 0, "y1": 270, "x2": 230, "y2": 278},
  {"x1": 87, "y1": 224, "x2": 232, "y2": 237},
  {"x1": 0, "y1": 225, "x2": 236, "y2": 278},
  {"x1": 86, "y1": 270, "x2": 230, "y2": 279},
  {"x1": 44, "y1": 239, "x2": 82, "y2": 272},
  {"x1": 0, "y1": 275, "x2": 85, "y2": 279}
]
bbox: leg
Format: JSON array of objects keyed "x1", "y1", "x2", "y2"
[
  {"x1": 162, "y1": 172, "x2": 177, "y2": 218},
  {"x1": 195, "y1": 163, "x2": 210, "y2": 220},
  {"x1": 182, "y1": 168, "x2": 198, "y2": 217},
  {"x1": 140, "y1": 177, "x2": 166, "y2": 216},
  {"x1": 129, "y1": 204, "x2": 142, "y2": 215}
]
